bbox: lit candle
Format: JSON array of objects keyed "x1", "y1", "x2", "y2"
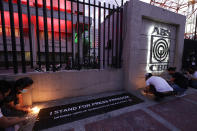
[{"x1": 31, "y1": 107, "x2": 40, "y2": 114}]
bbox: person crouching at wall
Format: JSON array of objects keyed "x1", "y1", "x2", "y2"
[
  {"x1": 187, "y1": 68, "x2": 197, "y2": 88},
  {"x1": 1, "y1": 77, "x2": 33, "y2": 117},
  {"x1": 0, "y1": 80, "x2": 29, "y2": 131},
  {"x1": 144, "y1": 73, "x2": 174, "y2": 101},
  {"x1": 160, "y1": 67, "x2": 176, "y2": 83}
]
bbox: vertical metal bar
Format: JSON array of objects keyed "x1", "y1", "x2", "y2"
[
  {"x1": 77, "y1": 0, "x2": 80, "y2": 69},
  {"x1": 27, "y1": 0, "x2": 33, "y2": 68},
  {"x1": 98, "y1": 2, "x2": 101, "y2": 69},
  {"x1": 93, "y1": 0, "x2": 96, "y2": 64},
  {"x1": 112, "y1": 5, "x2": 115, "y2": 66},
  {"x1": 88, "y1": 0, "x2": 91, "y2": 65},
  {"x1": 58, "y1": 0, "x2": 62, "y2": 67},
  {"x1": 121, "y1": 0, "x2": 124, "y2": 6},
  {"x1": 17, "y1": 0, "x2": 26, "y2": 73},
  {"x1": 103, "y1": 3, "x2": 106, "y2": 68},
  {"x1": 43, "y1": 0, "x2": 49, "y2": 71},
  {"x1": 119, "y1": 7, "x2": 123, "y2": 68},
  {"x1": 0, "y1": 0, "x2": 9, "y2": 69},
  {"x1": 71, "y1": 0, "x2": 74, "y2": 68},
  {"x1": 8, "y1": 0, "x2": 18, "y2": 73},
  {"x1": 50, "y1": 0, "x2": 55, "y2": 72},
  {"x1": 115, "y1": 8, "x2": 119, "y2": 68},
  {"x1": 64, "y1": 0, "x2": 68, "y2": 67},
  {"x1": 83, "y1": 0, "x2": 85, "y2": 65},
  {"x1": 194, "y1": 14, "x2": 197, "y2": 40},
  {"x1": 107, "y1": 4, "x2": 111, "y2": 66},
  {"x1": 35, "y1": 0, "x2": 41, "y2": 68}
]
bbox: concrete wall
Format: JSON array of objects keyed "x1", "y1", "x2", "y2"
[
  {"x1": 0, "y1": 0, "x2": 186, "y2": 104},
  {"x1": 122, "y1": 0, "x2": 186, "y2": 92},
  {"x1": 1, "y1": 69, "x2": 123, "y2": 103}
]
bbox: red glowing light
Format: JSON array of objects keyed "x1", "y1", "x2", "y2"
[
  {"x1": 0, "y1": 11, "x2": 29, "y2": 29},
  {"x1": 4, "y1": 0, "x2": 34, "y2": 6},
  {"x1": 3, "y1": 0, "x2": 72, "y2": 12},
  {"x1": 31, "y1": 16, "x2": 74, "y2": 33},
  {"x1": 36, "y1": 0, "x2": 71, "y2": 12}
]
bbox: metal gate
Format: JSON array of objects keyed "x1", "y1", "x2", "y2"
[{"x1": 0, "y1": 0, "x2": 124, "y2": 74}]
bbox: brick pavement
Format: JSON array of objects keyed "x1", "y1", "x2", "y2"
[{"x1": 21, "y1": 89, "x2": 197, "y2": 131}]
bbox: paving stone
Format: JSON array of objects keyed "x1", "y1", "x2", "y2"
[
  {"x1": 149, "y1": 99, "x2": 197, "y2": 131},
  {"x1": 85, "y1": 110, "x2": 169, "y2": 131},
  {"x1": 64, "y1": 129, "x2": 74, "y2": 131},
  {"x1": 184, "y1": 92, "x2": 197, "y2": 102}
]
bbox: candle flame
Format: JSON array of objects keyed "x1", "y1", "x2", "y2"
[{"x1": 31, "y1": 107, "x2": 40, "y2": 114}]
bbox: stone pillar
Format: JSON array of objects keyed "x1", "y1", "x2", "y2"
[{"x1": 122, "y1": 0, "x2": 186, "y2": 92}]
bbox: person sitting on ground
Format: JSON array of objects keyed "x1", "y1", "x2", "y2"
[
  {"x1": 0, "y1": 80, "x2": 29, "y2": 130},
  {"x1": 160, "y1": 67, "x2": 176, "y2": 83},
  {"x1": 1, "y1": 77, "x2": 33, "y2": 117},
  {"x1": 144, "y1": 73, "x2": 174, "y2": 101},
  {"x1": 187, "y1": 68, "x2": 197, "y2": 88}
]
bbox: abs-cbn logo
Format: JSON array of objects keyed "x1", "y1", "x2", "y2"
[{"x1": 149, "y1": 27, "x2": 171, "y2": 72}]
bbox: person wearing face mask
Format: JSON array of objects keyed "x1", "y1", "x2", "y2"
[
  {"x1": 1, "y1": 77, "x2": 33, "y2": 117},
  {"x1": 0, "y1": 80, "x2": 28, "y2": 130}
]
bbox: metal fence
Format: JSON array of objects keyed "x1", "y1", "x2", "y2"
[{"x1": 0, "y1": 0, "x2": 124, "y2": 74}]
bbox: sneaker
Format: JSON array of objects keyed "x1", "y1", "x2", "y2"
[{"x1": 176, "y1": 93, "x2": 186, "y2": 97}]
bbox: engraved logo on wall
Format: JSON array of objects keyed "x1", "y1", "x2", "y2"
[{"x1": 149, "y1": 27, "x2": 171, "y2": 72}]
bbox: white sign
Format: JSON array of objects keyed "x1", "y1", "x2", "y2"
[{"x1": 147, "y1": 26, "x2": 171, "y2": 72}]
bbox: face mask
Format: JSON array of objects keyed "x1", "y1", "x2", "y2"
[{"x1": 21, "y1": 89, "x2": 28, "y2": 93}]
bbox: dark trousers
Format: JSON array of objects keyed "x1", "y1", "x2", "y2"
[
  {"x1": 149, "y1": 85, "x2": 174, "y2": 101},
  {"x1": 149, "y1": 85, "x2": 164, "y2": 98},
  {"x1": 191, "y1": 80, "x2": 197, "y2": 88}
]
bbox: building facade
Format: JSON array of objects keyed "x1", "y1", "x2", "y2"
[{"x1": 0, "y1": 0, "x2": 90, "y2": 67}]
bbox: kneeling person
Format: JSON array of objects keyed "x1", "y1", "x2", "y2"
[
  {"x1": 0, "y1": 80, "x2": 28, "y2": 130},
  {"x1": 145, "y1": 73, "x2": 174, "y2": 101},
  {"x1": 2, "y1": 77, "x2": 33, "y2": 117}
]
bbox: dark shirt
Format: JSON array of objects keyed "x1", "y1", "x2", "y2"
[
  {"x1": 6, "y1": 88, "x2": 20, "y2": 105},
  {"x1": 2, "y1": 81, "x2": 20, "y2": 105},
  {"x1": 172, "y1": 72, "x2": 189, "y2": 89}
]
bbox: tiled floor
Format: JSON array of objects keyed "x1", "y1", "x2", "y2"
[
  {"x1": 184, "y1": 93, "x2": 197, "y2": 102},
  {"x1": 85, "y1": 110, "x2": 170, "y2": 131},
  {"x1": 149, "y1": 98, "x2": 197, "y2": 131}
]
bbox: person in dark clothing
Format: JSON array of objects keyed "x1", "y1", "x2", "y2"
[
  {"x1": 0, "y1": 80, "x2": 28, "y2": 130},
  {"x1": 170, "y1": 72, "x2": 188, "y2": 96},
  {"x1": 9, "y1": 77, "x2": 33, "y2": 105},
  {"x1": 1, "y1": 77, "x2": 33, "y2": 117},
  {"x1": 172, "y1": 72, "x2": 189, "y2": 89},
  {"x1": 161, "y1": 67, "x2": 176, "y2": 83},
  {"x1": 186, "y1": 67, "x2": 197, "y2": 88}
]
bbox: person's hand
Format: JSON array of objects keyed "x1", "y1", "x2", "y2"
[
  {"x1": 25, "y1": 107, "x2": 31, "y2": 113},
  {"x1": 143, "y1": 88, "x2": 149, "y2": 93},
  {"x1": 21, "y1": 116, "x2": 30, "y2": 125},
  {"x1": 21, "y1": 106, "x2": 31, "y2": 113}
]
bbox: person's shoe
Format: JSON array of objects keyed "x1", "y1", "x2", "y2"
[{"x1": 175, "y1": 93, "x2": 186, "y2": 97}]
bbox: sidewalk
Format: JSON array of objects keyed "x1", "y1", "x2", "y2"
[{"x1": 22, "y1": 88, "x2": 197, "y2": 131}]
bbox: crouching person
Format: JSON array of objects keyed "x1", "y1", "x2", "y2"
[
  {"x1": 1, "y1": 77, "x2": 33, "y2": 117},
  {"x1": 145, "y1": 73, "x2": 174, "y2": 101},
  {"x1": 170, "y1": 72, "x2": 188, "y2": 97},
  {"x1": 0, "y1": 80, "x2": 29, "y2": 131}
]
